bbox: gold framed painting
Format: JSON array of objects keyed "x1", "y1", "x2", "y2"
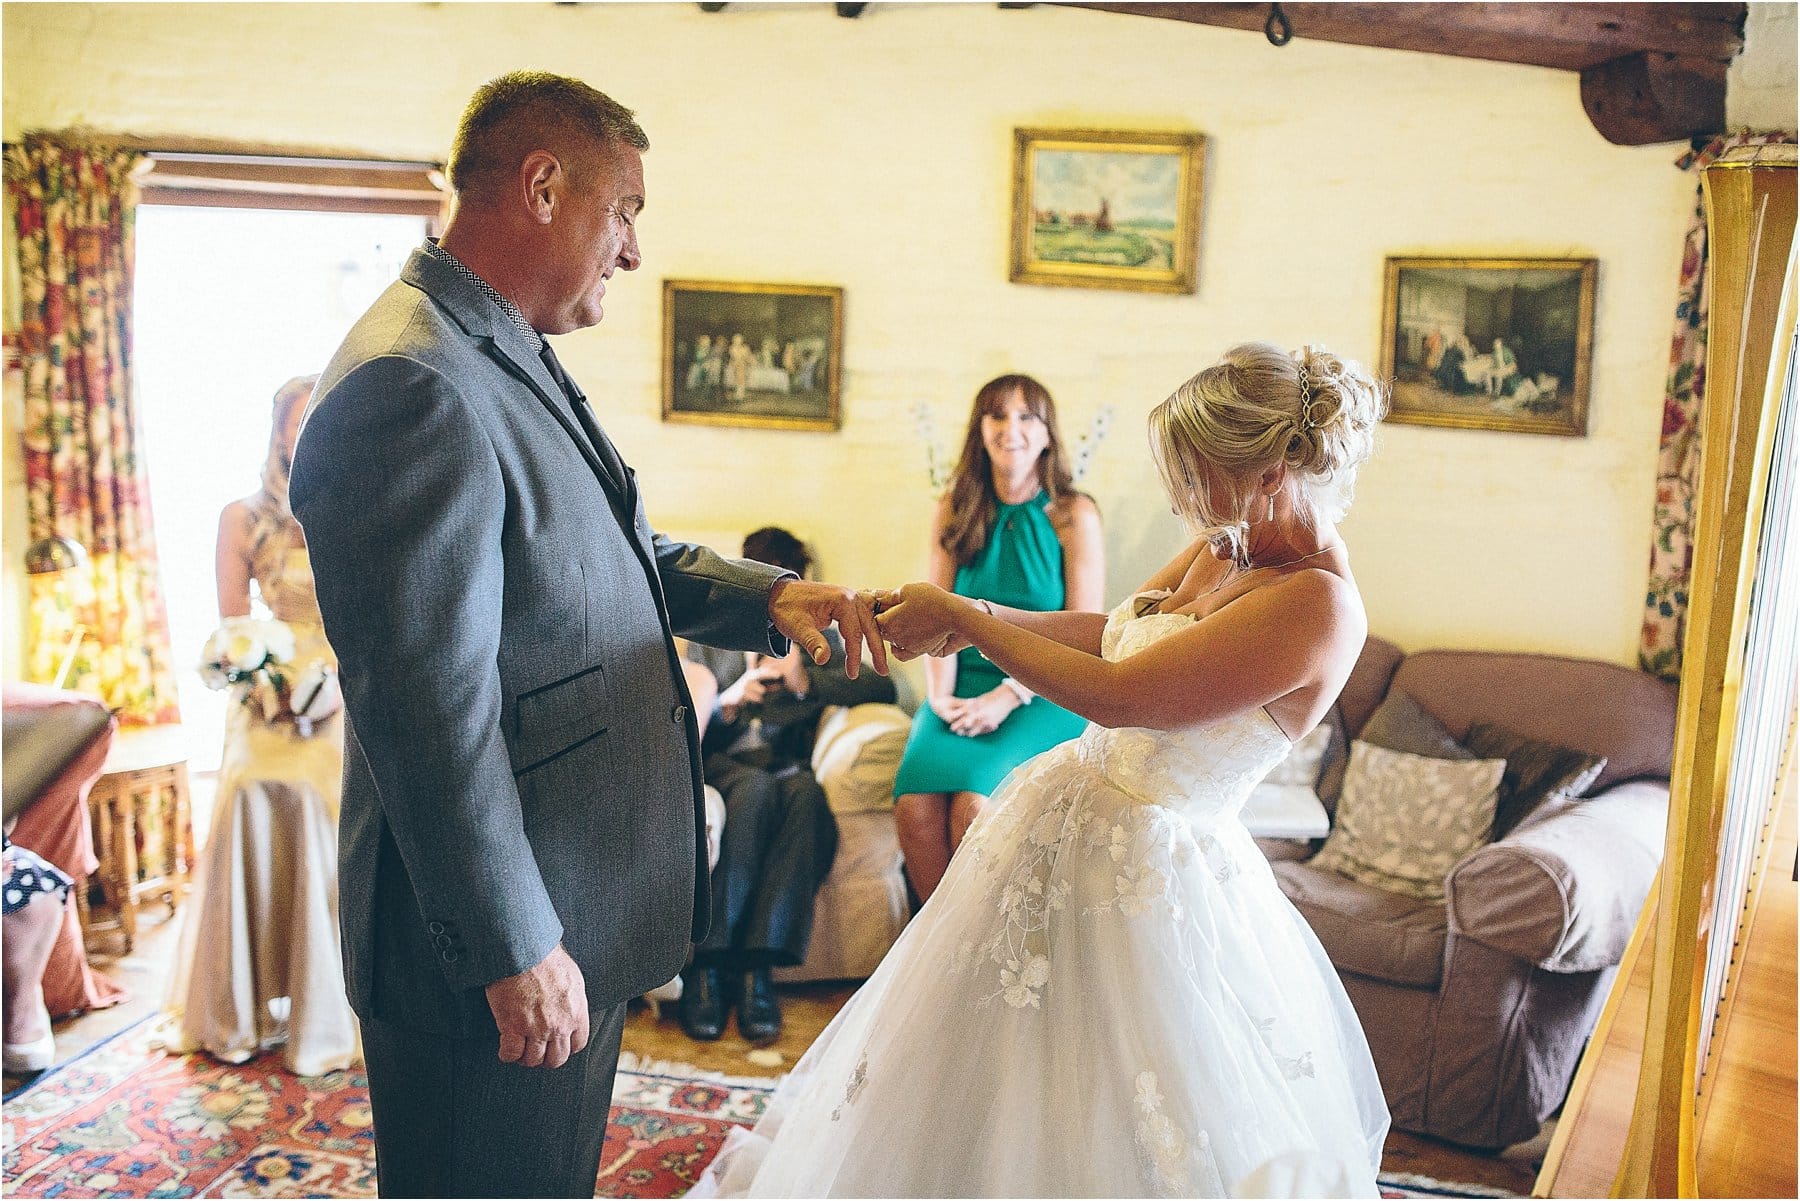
[
  {"x1": 661, "y1": 279, "x2": 844, "y2": 431},
  {"x1": 1380, "y1": 256, "x2": 1597, "y2": 436},
  {"x1": 1009, "y1": 127, "x2": 1206, "y2": 295}
]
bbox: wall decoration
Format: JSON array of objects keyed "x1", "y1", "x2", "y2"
[
  {"x1": 662, "y1": 280, "x2": 843, "y2": 431},
  {"x1": 1380, "y1": 257, "x2": 1597, "y2": 436},
  {"x1": 1010, "y1": 127, "x2": 1205, "y2": 294}
]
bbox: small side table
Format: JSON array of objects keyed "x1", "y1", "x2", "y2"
[{"x1": 83, "y1": 725, "x2": 196, "y2": 952}]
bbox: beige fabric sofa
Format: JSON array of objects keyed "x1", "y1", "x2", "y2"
[
  {"x1": 776, "y1": 689, "x2": 918, "y2": 984},
  {"x1": 1261, "y1": 637, "x2": 1678, "y2": 1149}
]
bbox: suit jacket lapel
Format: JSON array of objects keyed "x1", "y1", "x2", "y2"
[
  {"x1": 402, "y1": 249, "x2": 636, "y2": 514},
  {"x1": 399, "y1": 248, "x2": 666, "y2": 613}
]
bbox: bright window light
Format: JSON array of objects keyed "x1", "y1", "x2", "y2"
[{"x1": 135, "y1": 205, "x2": 426, "y2": 772}]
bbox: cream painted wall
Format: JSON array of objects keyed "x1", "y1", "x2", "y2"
[
  {"x1": 1730, "y1": 2, "x2": 1798, "y2": 132},
  {"x1": 2, "y1": 1, "x2": 1767, "y2": 689}
]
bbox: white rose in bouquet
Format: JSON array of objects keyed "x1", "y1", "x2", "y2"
[
  {"x1": 225, "y1": 628, "x2": 270, "y2": 674},
  {"x1": 200, "y1": 617, "x2": 297, "y2": 686},
  {"x1": 289, "y1": 661, "x2": 344, "y2": 736},
  {"x1": 261, "y1": 620, "x2": 297, "y2": 664}
]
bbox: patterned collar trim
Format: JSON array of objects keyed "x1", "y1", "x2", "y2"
[{"x1": 423, "y1": 239, "x2": 542, "y2": 349}]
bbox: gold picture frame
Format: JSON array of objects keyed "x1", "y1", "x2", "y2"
[
  {"x1": 661, "y1": 279, "x2": 844, "y2": 431},
  {"x1": 1009, "y1": 127, "x2": 1206, "y2": 295},
  {"x1": 1380, "y1": 256, "x2": 1597, "y2": 436}
]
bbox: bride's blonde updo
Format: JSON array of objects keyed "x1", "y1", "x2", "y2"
[{"x1": 1149, "y1": 342, "x2": 1386, "y2": 557}]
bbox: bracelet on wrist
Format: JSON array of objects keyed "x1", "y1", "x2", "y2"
[{"x1": 1000, "y1": 677, "x2": 1033, "y2": 706}]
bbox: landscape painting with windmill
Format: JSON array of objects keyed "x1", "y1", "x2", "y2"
[{"x1": 1010, "y1": 127, "x2": 1205, "y2": 294}]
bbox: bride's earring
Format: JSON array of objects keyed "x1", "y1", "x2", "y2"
[{"x1": 1267, "y1": 493, "x2": 1276, "y2": 523}]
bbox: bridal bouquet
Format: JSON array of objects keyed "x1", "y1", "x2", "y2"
[{"x1": 200, "y1": 617, "x2": 342, "y2": 737}]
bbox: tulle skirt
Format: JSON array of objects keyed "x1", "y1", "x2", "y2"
[{"x1": 694, "y1": 740, "x2": 1389, "y2": 1198}]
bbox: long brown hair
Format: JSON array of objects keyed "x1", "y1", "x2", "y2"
[{"x1": 939, "y1": 374, "x2": 1076, "y2": 566}]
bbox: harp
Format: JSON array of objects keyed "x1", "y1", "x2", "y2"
[{"x1": 1538, "y1": 142, "x2": 1798, "y2": 1198}]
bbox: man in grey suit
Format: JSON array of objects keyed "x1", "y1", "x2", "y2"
[{"x1": 289, "y1": 72, "x2": 884, "y2": 1198}]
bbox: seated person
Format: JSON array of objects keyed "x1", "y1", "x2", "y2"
[
  {"x1": 3, "y1": 835, "x2": 74, "y2": 1073},
  {"x1": 681, "y1": 527, "x2": 896, "y2": 1044}
]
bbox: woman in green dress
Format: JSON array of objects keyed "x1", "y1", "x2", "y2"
[{"x1": 892, "y1": 374, "x2": 1104, "y2": 902}]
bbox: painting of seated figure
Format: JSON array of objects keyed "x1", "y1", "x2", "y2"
[
  {"x1": 1381, "y1": 256, "x2": 1596, "y2": 436},
  {"x1": 663, "y1": 279, "x2": 843, "y2": 431}
]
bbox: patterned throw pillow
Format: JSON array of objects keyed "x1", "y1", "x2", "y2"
[
  {"x1": 1464, "y1": 723, "x2": 1608, "y2": 838},
  {"x1": 1261, "y1": 722, "x2": 1333, "y2": 787},
  {"x1": 1311, "y1": 740, "x2": 1505, "y2": 902}
]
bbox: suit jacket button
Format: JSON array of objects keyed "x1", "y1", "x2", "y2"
[
  {"x1": 671, "y1": 704, "x2": 689, "y2": 724},
  {"x1": 428, "y1": 922, "x2": 445, "y2": 935},
  {"x1": 441, "y1": 949, "x2": 459, "y2": 962}
]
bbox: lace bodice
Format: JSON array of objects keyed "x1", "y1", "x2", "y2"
[{"x1": 1076, "y1": 590, "x2": 1293, "y2": 827}]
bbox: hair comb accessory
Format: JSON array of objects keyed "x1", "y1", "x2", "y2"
[{"x1": 1296, "y1": 357, "x2": 1317, "y2": 432}]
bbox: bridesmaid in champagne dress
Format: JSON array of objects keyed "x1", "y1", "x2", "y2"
[{"x1": 162, "y1": 376, "x2": 358, "y2": 1076}]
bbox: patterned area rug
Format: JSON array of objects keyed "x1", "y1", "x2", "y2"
[{"x1": 3, "y1": 1020, "x2": 1513, "y2": 1198}]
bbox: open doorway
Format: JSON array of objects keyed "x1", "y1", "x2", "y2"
[{"x1": 134, "y1": 205, "x2": 427, "y2": 775}]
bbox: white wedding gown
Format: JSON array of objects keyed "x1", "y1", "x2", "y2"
[{"x1": 694, "y1": 594, "x2": 1390, "y2": 1198}]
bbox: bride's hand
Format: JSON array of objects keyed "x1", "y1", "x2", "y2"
[{"x1": 875, "y1": 583, "x2": 968, "y2": 660}]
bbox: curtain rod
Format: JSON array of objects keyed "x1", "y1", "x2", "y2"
[{"x1": 2, "y1": 129, "x2": 440, "y2": 169}]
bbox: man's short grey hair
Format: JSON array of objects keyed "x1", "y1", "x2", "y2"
[{"x1": 448, "y1": 70, "x2": 648, "y2": 198}]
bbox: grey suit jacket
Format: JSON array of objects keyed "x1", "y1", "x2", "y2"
[{"x1": 290, "y1": 246, "x2": 788, "y2": 1035}]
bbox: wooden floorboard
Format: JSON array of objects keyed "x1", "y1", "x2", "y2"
[{"x1": 1695, "y1": 759, "x2": 1798, "y2": 1199}]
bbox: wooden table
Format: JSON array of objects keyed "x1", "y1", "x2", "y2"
[{"x1": 82, "y1": 725, "x2": 195, "y2": 952}]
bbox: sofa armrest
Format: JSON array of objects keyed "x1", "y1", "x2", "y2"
[
  {"x1": 812, "y1": 703, "x2": 912, "y2": 814},
  {"x1": 1446, "y1": 779, "x2": 1667, "y2": 972}
]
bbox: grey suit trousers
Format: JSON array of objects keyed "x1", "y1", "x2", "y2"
[{"x1": 359, "y1": 1003, "x2": 629, "y2": 1198}]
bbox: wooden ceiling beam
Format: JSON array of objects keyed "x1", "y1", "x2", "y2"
[
  {"x1": 1062, "y1": 2, "x2": 1744, "y2": 144},
  {"x1": 1063, "y1": 3, "x2": 1745, "y2": 72}
]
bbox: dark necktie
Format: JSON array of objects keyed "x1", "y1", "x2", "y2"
[{"x1": 539, "y1": 343, "x2": 632, "y2": 501}]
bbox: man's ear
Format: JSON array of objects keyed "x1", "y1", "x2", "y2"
[{"x1": 520, "y1": 150, "x2": 561, "y2": 225}]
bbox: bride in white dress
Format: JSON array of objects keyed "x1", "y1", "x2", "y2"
[{"x1": 696, "y1": 343, "x2": 1391, "y2": 1198}]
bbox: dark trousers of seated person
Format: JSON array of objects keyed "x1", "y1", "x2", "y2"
[{"x1": 696, "y1": 754, "x2": 838, "y2": 969}]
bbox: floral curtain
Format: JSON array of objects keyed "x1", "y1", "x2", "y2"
[
  {"x1": 6, "y1": 133, "x2": 181, "y2": 724},
  {"x1": 1639, "y1": 130, "x2": 1796, "y2": 680}
]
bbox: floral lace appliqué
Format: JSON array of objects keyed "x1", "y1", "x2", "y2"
[
  {"x1": 958, "y1": 771, "x2": 1088, "y2": 1009},
  {"x1": 830, "y1": 1054, "x2": 870, "y2": 1121},
  {"x1": 1254, "y1": 1014, "x2": 1317, "y2": 1082},
  {"x1": 1131, "y1": 1070, "x2": 1226, "y2": 1195}
]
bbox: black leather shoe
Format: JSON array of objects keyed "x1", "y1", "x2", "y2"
[
  {"x1": 677, "y1": 966, "x2": 727, "y2": 1041},
  {"x1": 738, "y1": 968, "x2": 783, "y2": 1046}
]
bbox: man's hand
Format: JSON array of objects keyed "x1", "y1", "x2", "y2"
[
  {"x1": 768, "y1": 579, "x2": 888, "y2": 679},
  {"x1": 485, "y1": 943, "x2": 589, "y2": 1069}
]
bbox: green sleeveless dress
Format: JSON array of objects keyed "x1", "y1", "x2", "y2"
[{"x1": 893, "y1": 492, "x2": 1090, "y2": 796}]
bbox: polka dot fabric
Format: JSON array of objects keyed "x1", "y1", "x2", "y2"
[{"x1": 1, "y1": 839, "x2": 73, "y2": 916}]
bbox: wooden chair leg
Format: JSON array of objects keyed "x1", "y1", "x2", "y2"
[
  {"x1": 116, "y1": 793, "x2": 139, "y2": 951},
  {"x1": 171, "y1": 764, "x2": 195, "y2": 907}
]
